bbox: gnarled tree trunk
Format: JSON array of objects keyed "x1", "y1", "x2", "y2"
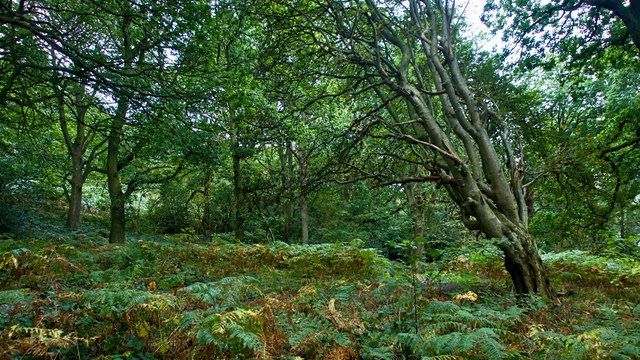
[{"x1": 312, "y1": 0, "x2": 555, "y2": 297}]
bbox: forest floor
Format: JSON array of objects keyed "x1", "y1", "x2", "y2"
[{"x1": 1, "y1": 209, "x2": 640, "y2": 359}]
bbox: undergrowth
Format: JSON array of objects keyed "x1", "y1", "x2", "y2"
[{"x1": 1, "y1": 231, "x2": 639, "y2": 359}]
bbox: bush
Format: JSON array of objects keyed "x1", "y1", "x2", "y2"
[
  {"x1": 0, "y1": 201, "x2": 26, "y2": 237},
  {"x1": 147, "y1": 183, "x2": 197, "y2": 234}
]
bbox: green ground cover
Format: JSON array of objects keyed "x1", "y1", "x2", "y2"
[{"x1": 1, "y1": 226, "x2": 639, "y2": 359}]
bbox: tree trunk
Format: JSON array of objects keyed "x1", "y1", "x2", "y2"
[
  {"x1": 106, "y1": 15, "x2": 135, "y2": 244},
  {"x1": 106, "y1": 94, "x2": 129, "y2": 244},
  {"x1": 500, "y1": 226, "x2": 552, "y2": 296},
  {"x1": 403, "y1": 174, "x2": 424, "y2": 257},
  {"x1": 109, "y1": 192, "x2": 127, "y2": 243},
  {"x1": 201, "y1": 171, "x2": 212, "y2": 238},
  {"x1": 299, "y1": 147, "x2": 309, "y2": 245},
  {"x1": 284, "y1": 196, "x2": 294, "y2": 240},
  {"x1": 57, "y1": 81, "x2": 88, "y2": 228},
  {"x1": 620, "y1": 205, "x2": 628, "y2": 239},
  {"x1": 278, "y1": 0, "x2": 555, "y2": 297},
  {"x1": 279, "y1": 144, "x2": 294, "y2": 240},
  {"x1": 300, "y1": 194, "x2": 309, "y2": 245},
  {"x1": 67, "y1": 151, "x2": 83, "y2": 227},
  {"x1": 586, "y1": 0, "x2": 640, "y2": 54},
  {"x1": 106, "y1": 124, "x2": 126, "y2": 243},
  {"x1": 232, "y1": 138, "x2": 245, "y2": 241}
]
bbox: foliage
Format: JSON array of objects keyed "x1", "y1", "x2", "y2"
[
  {"x1": 1, "y1": 213, "x2": 639, "y2": 359},
  {"x1": 1, "y1": 0, "x2": 640, "y2": 358}
]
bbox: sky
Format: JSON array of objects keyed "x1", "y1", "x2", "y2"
[{"x1": 460, "y1": 0, "x2": 506, "y2": 51}]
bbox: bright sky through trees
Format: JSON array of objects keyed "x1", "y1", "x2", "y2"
[{"x1": 461, "y1": 0, "x2": 505, "y2": 51}]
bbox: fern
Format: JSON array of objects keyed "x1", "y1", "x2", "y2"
[
  {"x1": 424, "y1": 300, "x2": 461, "y2": 314},
  {"x1": 288, "y1": 310, "x2": 351, "y2": 357},
  {"x1": 424, "y1": 321, "x2": 469, "y2": 335},
  {"x1": 0, "y1": 289, "x2": 28, "y2": 305},
  {"x1": 181, "y1": 307, "x2": 266, "y2": 357},
  {"x1": 1, "y1": 325, "x2": 79, "y2": 358},
  {"x1": 420, "y1": 328, "x2": 512, "y2": 359},
  {"x1": 0, "y1": 248, "x2": 30, "y2": 271},
  {"x1": 227, "y1": 323, "x2": 264, "y2": 353},
  {"x1": 361, "y1": 345, "x2": 394, "y2": 360},
  {"x1": 81, "y1": 286, "x2": 177, "y2": 316},
  {"x1": 472, "y1": 328, "x2": 507, "y2": 359},
  {"x1": 397, "y1": 332, "x2": 422, "y2": 352},
  {"x1": 179, "y1": 275, "x2": 263, "y2": 307}
]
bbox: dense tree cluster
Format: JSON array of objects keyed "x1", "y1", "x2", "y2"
[{"x1": 1, "y1": 0, "x2": 639, "y2": 297}]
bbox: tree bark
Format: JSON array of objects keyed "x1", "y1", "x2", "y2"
[
  {"x1": 278, "y1": 144, "x2": 294, "y2": 240},
  {"x1": 319, "y1": 0, "x2": 554, "y2": 297},
  {"x1": 620, "y1": 205, "x2": 628, "y2": 238},
  {"x1": 300, "y1": 192, "x2": 309, "y2": 245},
  {"x1": 299, "y1": 146, "x2": 309, "y2": 245},
  {"x1": 201, "y1": 171, "x2": 212, "y2": 238},
  {"x1": 106, "y1": 15, "x2": 135, "y2": 244},
  {"x1": 67, "y1": 151, "x2": 83, "y2": 227},
  {"x1": 232, "y1": 152, "x2": 245, "y2": 240},
  {"x1": 56, "y1": 82, "x2": 91, "y2": 228},
  {"x1": 403, "y1": 164, "x2": 424, "y2": 257},
  {"x1": 106, "y1": 95, "x2": 128, "y2": 244},
  {"x1": 499, "y1": 225, "x2": 552, "y2": 296},
  {"x1": 109, "y1": 191, "x2": 127, "y2": 244},
  {"x1": 231, "y1": 123, "x2": 245, "y2": 241}
]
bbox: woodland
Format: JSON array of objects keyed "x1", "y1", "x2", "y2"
[{"x1": 1, "y1": 0, "x2": 640, "y2": 359}]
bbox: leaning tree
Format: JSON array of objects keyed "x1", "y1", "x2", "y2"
[{"x1": 263, "y1": 0, "x2": 554, "y2": 297}]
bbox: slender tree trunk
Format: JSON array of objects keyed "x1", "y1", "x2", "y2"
[
  {"x1": 299, "y1": 147, "x2": 309, "y2": 245},
  {"x1": 403, "y1": 167, "x2": 424, "y2": 257},
  {"x1": 231, "y1": 121, "x2": 245, "y2": 241},
  {"x1": 285, "y1": 147, "x2": 294, "y2": 239},
  {"x1": 300, "y1": 195, "x2": 309, "y2": 245},
  {"x1": 620, "y1": 205, "x2": 628, "y2": 239},
  {"x1": 67, "y1": 149, "x2": 83, "y2": 227},
  {"x1": 109, "y1": 192, "x2": 127, "y2": 243},
  {"x1": 106, "y1": 118, "x2": 126, "y2": 243},
  {"x1": 279, "y1": 144, "x2": 294, "y2": 240},
  {"x1": 201, "y1": 171, "x2": 212, "y2": 239},
  {"x1": 56, "y1": 81, "x2": 88, "y2": 228},
  {"x1": 106, "y1": 15, "x2": 135, "y2": 244},
  {"x1": 284, "y1": 196, "x2": 294, "y2": 240},
  {"x1": 232, "y1": 153, "x2": 245, "y2": 240}
]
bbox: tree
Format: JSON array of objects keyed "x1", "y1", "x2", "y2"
[
  {"x1": 52, "y1": 82, "x2": 107, "y2": 227},
  {"x1": 483, "y1": 0, "x2": 640, "y2": 246},
  {"x1": 483, "y1": 0, "x2": 640, "y2": 69},
  {"x1": 261, "y1": 0, "x2": 554, "y2": 297},
  {"x1": 517, "y1": 65, "x2": 640, "y2": 246}
]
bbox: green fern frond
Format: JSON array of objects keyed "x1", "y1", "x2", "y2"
[
  {"x1": 425, "y1": 300, "x2": 461, "y2": 314},
  {"x1": 472, "y1": 328, "x2": 507, "y2": 359},
  {"x1": 227, "y1": 323, "x2": 264, "y2": 353},
  {"x1": 81, "y1": 287, "x2": 177, "y2": 316},
  {"x1": 397, "y1": 332, "x2": 422, "y2": 352},
  {"x1": 179, "y1": 276, "x2": 263, "y2": 306},
  {"x1": 424, "y1": 321, "x2": 469, "y2": 335},
  {"x1": 421, "y1": 355, "x2": 469, "y2": 360},
  {"x1": 361, "y1": 345, "x2": 394, "y2": 360},
  {"x1": 0, "y1": 289, "x2": 28, "y2": 305}
]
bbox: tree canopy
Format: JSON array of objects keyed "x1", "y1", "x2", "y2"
[{"x1": 1, "y1": 0, "x2": 639, "y2": 320}]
